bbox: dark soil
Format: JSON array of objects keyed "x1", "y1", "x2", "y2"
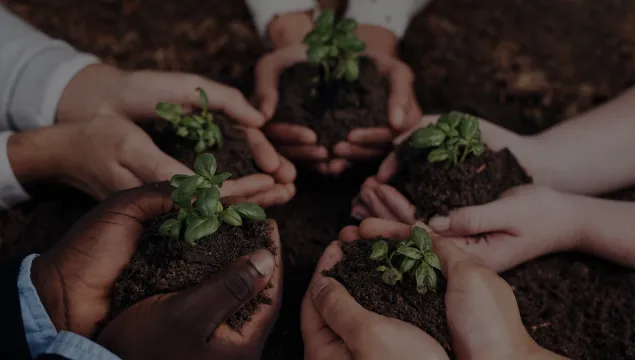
[
  {"x1": 110, "y1": 215, "x2": 275, "y2": 330},
  {"x1": 3, "y1": 0, "x2": 635, "y2": 359},
  {"x1": 391, "y1": 144, "x2": 532, "y2": 221},
  {"x1": 144, "y1": 114, "x2": 257, "y2": 177},
  {"x1": 273, "y1": 56, "x2": 389, "y2": 150},
  {"x1": 325, "y1": 238, "x2": 452, "y2": 355}
]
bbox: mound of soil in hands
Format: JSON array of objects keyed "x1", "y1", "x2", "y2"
[
  {"x1": 325, "y1": 238, "x2": 452, "y2": 355},
  {"x1": 144, "y1": 114, "x2": 257, "y2": 177},
  {"x1": 272, "y1": 56, "x2": 389, "y2": 150},
  {"x1": 110, "y1": 215, "x2": 275, "y2": 330},
  {"x1": 391, "y1": 144, "x2": 532, "y2": 221}
]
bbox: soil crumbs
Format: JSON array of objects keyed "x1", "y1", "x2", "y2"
[{"x1": 110, "y1": 216, "x2": 275, "y2": 330}]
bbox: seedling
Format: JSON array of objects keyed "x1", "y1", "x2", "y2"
[
  {"x1": 370, "y1": 226, "x2": 442, "y2": 294},
  {"x1": 159, "y1": 153, "x2": 266, "y2": 244},
  {"x1": 155, "y1": 88, "x2": 223, "y2": 153},
  {"x1": 409, "y1": 111, "x2": 485, "y2": 165},
  {"x1": 303, "y1": 9, "x2": 366, "y2": 85}
]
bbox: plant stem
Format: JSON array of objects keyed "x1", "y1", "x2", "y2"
[{"x1": 460, "y1": 145, "x2": 470, "y2": 162}]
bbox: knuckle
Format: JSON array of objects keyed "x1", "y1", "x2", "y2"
[{"x1": 452, "y1": 209, "x2": 480, "y2": 233}]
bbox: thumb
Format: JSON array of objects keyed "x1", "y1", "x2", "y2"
[
  {"x1": 428, "y1": 198, "x2": 518, "y2": 236},
  {"x1": 169, "y1": 249, "x2": 276, "y2": 337},
  {"x1": 123, "y1": 141, "x2": 194, "y2": 183},
  {"x1": 310, "y1": 276, "x2": 369, "y2": 344}
]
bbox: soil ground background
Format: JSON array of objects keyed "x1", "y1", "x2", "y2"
[{"x1": 2, "y1": 0, "x2": 635, "y2": 359}]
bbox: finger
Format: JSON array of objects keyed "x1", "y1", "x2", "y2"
[
  {"x1": 358, "y1": 218, "x2": 412, "y2": 240},
  {"x1": 273, "y1": 154, "x2": 297, "y2": 184},
  {"x1": 432, "y1": 237, "x2": 486, "y2": 278},
  {"x1": 244, "y1": 128, "x2": 281, "y2": 174},
  {"x1": 333, "y1": 142, "x2": 386, "y2": 160},
  {"x1": 106, "y1": 166, "x2": 144, "y2": 196},
  {"x1": 361, "y1": 176, "x2": 381, "y2": 192},
  {"x1": 277, "y1": 145, "x2": 329, "y2": 162},
  {"x1": 375, "y1": 185, "x2": 417, "y2": 224},
  {"x1": 315, "y1": 162, "x2": 331, "y2": 174},
  {"x1": 428, "y1": 198, "x2": 517, "y2": 236},
  {"x1": 347, "y1": 127, "x2": 393, "y2": 145},
  {"x1": 350, "y1": 204, "x2": 370, "y2": 221},
  {"x1": 193, "y1": 82, "x2": 264, "y2": 127},
  {"x1": 360, "y1": 187, "x2": 399, "y2": 221},
  {"x1": 445, "y1": 234, "x2": 520, "y2": 273},
  {"x1": 171, "y1": 248, "x2": 276, "y2": 339},
  {"x1": 244, "y1": 183, "x2": 296, "y2": 208},
  {"x1": 220, "y1": 174, "x2": 275, "y2": 199},
  {"x1": 402, "y1": 99, "x2": 423, "y2": 132},
  {"x1": 264, "y1": 123, "x2": 318, "y2": 145},
  {"x1": 122, "y1": 141, "x2": 194, "y2": 183},
  {"x1": 387, "y1": 62, "x2": 415, "y2": 131},
  {"x1": 338, "y1": 226, "x2": 360, "y2": 243},
  {"x1": 327, "y1": 158, "x2": 352, "y2": 175},
  {"x1": 376, "y1": 152, "x2": 397, "y2": 183}
]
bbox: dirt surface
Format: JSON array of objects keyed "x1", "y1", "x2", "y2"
[
  {"x1": 144, "y1": 114, "x2": 257, "y2": 176},
  {"x1": 2, "y1": 0, "x2": 635, "y2": 359},
  {"x1": 110, "y1": 216, "x2": 274, "y2": 330},
  {"x1": 325, "y1": 238, "x2": 452, "y2": 354},
  {"x1": 273, "y1": 56, "x2": 389, "y2": 150},
  {"x1": 392, "y1": 145, "x2": 532, "y2": 221}
]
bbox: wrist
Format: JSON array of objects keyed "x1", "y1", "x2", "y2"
[
  {"x1": 31, "y1": 256, "x2": 68, "y2": 332},
  {"x1": 267, "y1": 11, "x2": 314, "y2": 49},
  {"x1": 356, "y1": 24, "x2": 398, "y2": 56},
  {"x1": 7, "y1": 127, "x2": 68, "y2": 184}
]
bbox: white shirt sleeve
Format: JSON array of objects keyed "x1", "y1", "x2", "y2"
[
  {"x1": 0, "y1": 131, "x2": 29, "y2": 209},
  {"x1": 346, "y1": 0, "x2": 433, "y2": 38},
  {"x1": 0, "y1": 6, "x2": 100, "y2": 132},
  {"x1": 244, "y1": 0, "x2": 315, "y2": 38}
]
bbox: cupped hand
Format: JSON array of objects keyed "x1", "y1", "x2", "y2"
[
  {"x1": 301, "y1": 240, "x2": 449, "y2": 360},
  {"x1": 337, "y1": 218, "x2": 568, "y2": 360}
]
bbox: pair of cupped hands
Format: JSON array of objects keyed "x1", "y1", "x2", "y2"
[{"x1": 32, "y1": 182, "x2": 565, "y2": 360}]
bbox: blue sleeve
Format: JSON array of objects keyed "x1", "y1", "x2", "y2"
[{"x1": 18, "y1": 254, "x2": 121, "y2": 360}]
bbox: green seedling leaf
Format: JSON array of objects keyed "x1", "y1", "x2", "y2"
[
  {"x1": 209, "y1": 123, "x2": 223, "y2": 148},
  {"x1": 193, "y1": 115, "x2": 206, "y2": 125},
  {"x1": 424, "y1": 252, "x2": 441, "y2": 271},
  {"x1": 194, "y1": 153, "x2": 217, "y2": 180},
  {"x1": 336, "y1": 18, "x2": 358, "y2": 33},
  {"x1": 303, "y1": 30, "x2": 327, "y2": 46},
  {"x1": 177, "y1": 127, "x2": 189, "y2": 138},
  {"x1": 472, "y1": 143, "x2": 485, "y2": 156},
  {"x1": 460, "y1": 115, "x2": 479, "y2": 139},
  {"x1": 195, "y1": 139, "x2": 207, "y2": 153},
  {"x1": 208, "y1": 172, "x2": 232, "y2": 187},
  {"x1": 397, "y1": 247, "x2": 422, "y2": 260},
  {"x1": 340, "y1": 37, "x2": 365, "y2": 53},
  {"x1": 220, "y1": 207, "x2": 242, "y2": 226},
  {"x1": 428, "y1": 148, "x2": 450, "y2": 163},
  {"x1": 410, "y1": 127, "x2": 446, "y2": 148},
  {"x1": 316, "y1": 9, "x2": 335, "y2": 30},
  {"x1": 427, "y1": 266, "x2": 438, "y2": 290},
  {"x1": 156, "y1": 102, "x2": 184, "y2": 123},
  {"x1": 382, "y1": 268, "x2": 402, "y2": 285},
  {"x1": 193, "y1": 187, "x2": 220, "y2": 217},
  {"x1": 344, "y1": 59, "x2": 360, "y2": 82},
  {"x1": 177, "y1": 208, "x2": 187, "y2": 220},
  {"x1": 233, "y1": 202, "x2": 267, "y2": 221},
  {"x1": 179, "y1": 175, "x2": 204, "y2": 194},
  {"x1": 446, "y1": 111, "x2": 462, "y2": 128},
  {"x1": 400, "y1": 258, "x2": 417, "y2": 274},
  {"x1": 376, "y1": 266, "x2": 388, "y2": 272},
  {"x1": 196, "y1": 87, "x2": 208, "y2": 113},
  {"x1": 182, "y1": 116, "x2": 202, "y2": 129},
  {"x1": 447, "y1": 137, "x2": 459, "y2": 146},
  {"x1": 159, "y1": 218, "x2": 182, "y2": 240},
  {"x1": 370, "y1": 240, "x2": 389, "y2": 260},
  {"x1": 415, "y1": 262, "x2": 432, "y2": 294},
  {"x1": 308, "y1": 45, "x2": 330, "y2": 65},
  {"x1": 437, "y1": 123, "x2": 451, "y2": 134},
  {"x1": 411, "y1": 226, "x2": 430, "y2": 251},
  {"x1": 169, "y1": 174, "x2": 189, "y2": 187},
  {"x1": 184, "y1": 215, "x2": 220, "y2": 245}
]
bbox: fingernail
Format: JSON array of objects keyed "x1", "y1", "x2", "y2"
[
  {"x1": 428, "y1": 216, "x2": 450, "y2": 232},
  {"x1": 360, "y1": 190, "x2": 372, "y2": 206},
  {"x1": 392, "y1": 107, "x2": 405, "y2": 129},
  {"x1": 351, "y1": 211, "x2": 364, "y2": 221},
  {"x1": 312, "y1": 277, "x2": 330, "y2": 300},
  {"x1": 249, "y1": 249, "x2": 275, "y2": 276}
]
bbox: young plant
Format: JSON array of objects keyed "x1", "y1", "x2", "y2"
[
  {"x1": 155, "y1": 88, "x2": 223, "y2": 153},
  {"x1": 303, "y1": 9, "x2": 366, "y2": 85},
  {"x1": 159, "y1": 153, "x2": 266, "y2": 244},
  {"x1": 409, "y1": 111, "x2": 485, "y2": 165},
  {"x1": 370, "y1": 226, "x2": 442, "y2": 294}
]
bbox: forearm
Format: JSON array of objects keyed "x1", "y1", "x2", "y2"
[
  {"x1": 244, "y1": 0, "x2": 314, "y2": 47},
  {"x1": 346, "y1": 0, "x2": 432, "y2": 39},
  {"x1": 531, "y1": 87, "x2": 635, "y2": 194}
]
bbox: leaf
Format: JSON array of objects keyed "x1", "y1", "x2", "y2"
[
  {"x1": 446, "y1": 111, "x2": 462, "y2": 128},
  {"x1": 194, "y1": 153, "x2": 217, "y2": 179},
  {"x1": 428, "y1": 148, "x2": 450, "y2": 163},
  {"x1": 307, "y1": 45, "x2": 330, "y2": 65},
  {"x1": 437, "y1": 123, "x2": 451, "y2": 134},
  {"x1": 303, "y1": 30, "x2": 326, "y2": 46},
  {"x1": 194, "y1": 139, "x2": 207, "y2": 153},
  {"x1": 220, "y1": 208, "x2": 242, "y2": 226},
  {"x1": 184, "y1": 215, "x2": 220, "y2": 244},
  {"x1": 169, "y1": 174, "x2": 189, "y2": 187},
  {"x1": 400, "y1": 258, "x2": 417, "y2": 274},
  {"x1": 182, "y1": 116, "x2": 201, "y2": 129},
  {"x1": 196, "y1": 87, "x2": 208, "y2": 113},
  {"x1": 209, "y1": 123, "x2": 223, "y2": 148},
  {"x1": 447, "y1": 137, "x2": 459, "y2": 146},
  {"x1": 233, "y1": 202, "x2": 267, "y2": 221},
  {"x1": 208, "y1": 172, "x2": 232, "y2": 187},
  {"x1": 156, "y1": 102, "x2": 184, "y2": 123},
  {"x1": 179, "y1": 175, "x2": 204, "y2": 194},
  {"x1": 376, "y1": 266, "x2": 388, "y2": 272},
  {"x1": 339, "y1": 37, "x2": 365, "y2": 53},
  {"x1": 159, "y1": 218, "x2": 182, "y2": 239},
  {"x1": 382, "y1": 268, "x2": 402, "y2": 285},
  {"x1": 459, "y1": 115, "x2": 479, "y2": 139},
  {"x1": 415, "y1": 262, "x2": 431, "y2": 294},
  {"x1": 343, "y1": 59, "x2": 360, "y2": 82},
  {"x1": 411, "y1": 226, "x2": 430, "y2": 251},
  {"x1": 370, "y1": 240, "x2": 389, "y2": 260},
  {"x1": 193, "y1": 187, "x2": 220, "y2": 217},
  {"x1": 471, "y1": 143, "x2": 485, "y2": 156},
  {"x1": 424, "y1": 252, "x2": 442, "y2": 271},
  {"x1": 335, "y1": 18, "x2": 358, "y2": 33},
  {"x1": 409, "y1": 127, "x2": 446, "y2": 148},
  {"x1": 176, "y1": 127, "x2": 189, "y2": 137},
  {"x1": 396, "y1": 247, "x2": 422, "y2": 259},
  {"x1": 427, "y1": 266, "x2": 438, "y2": 290},
  {"x1": 316, "y1": 9, "x2": 335, "y2": 30},
  {"x1": 193, "y1": 115, "x2": 206, "y2": 125},
  {"x1": 177, "y1": 208, "x2": 188, "y2": 220}
]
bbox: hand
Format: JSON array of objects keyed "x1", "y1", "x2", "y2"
[
  {"x1": 31, "y1": 183, "x2": 283, "y2": 358},
  {"x1": 352, "y1": 115, "x2": 535, "y2": 223},
  {"x1": 337, "y1": 218, "x2": 568, "y2": 360},
  {"x1": 301, "y1": 244, "x2": 449, "y2": 360}
]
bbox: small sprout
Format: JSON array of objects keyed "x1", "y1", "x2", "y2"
[
  {"x1": 159, "y1": 153, "x2": 267, "y2": 244},
  {"x1": 303, "y1": 9, "x2": 365, "y2": 86},
  {"x1": 409, "y1": 111, "x2": 486, "y2": 165},
  {"x1": 369, "y1": 226, "x2": 443, "y2": 294},
  {"x1": 155, "y1": 88, "x2": 223, "y2": 153}
]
